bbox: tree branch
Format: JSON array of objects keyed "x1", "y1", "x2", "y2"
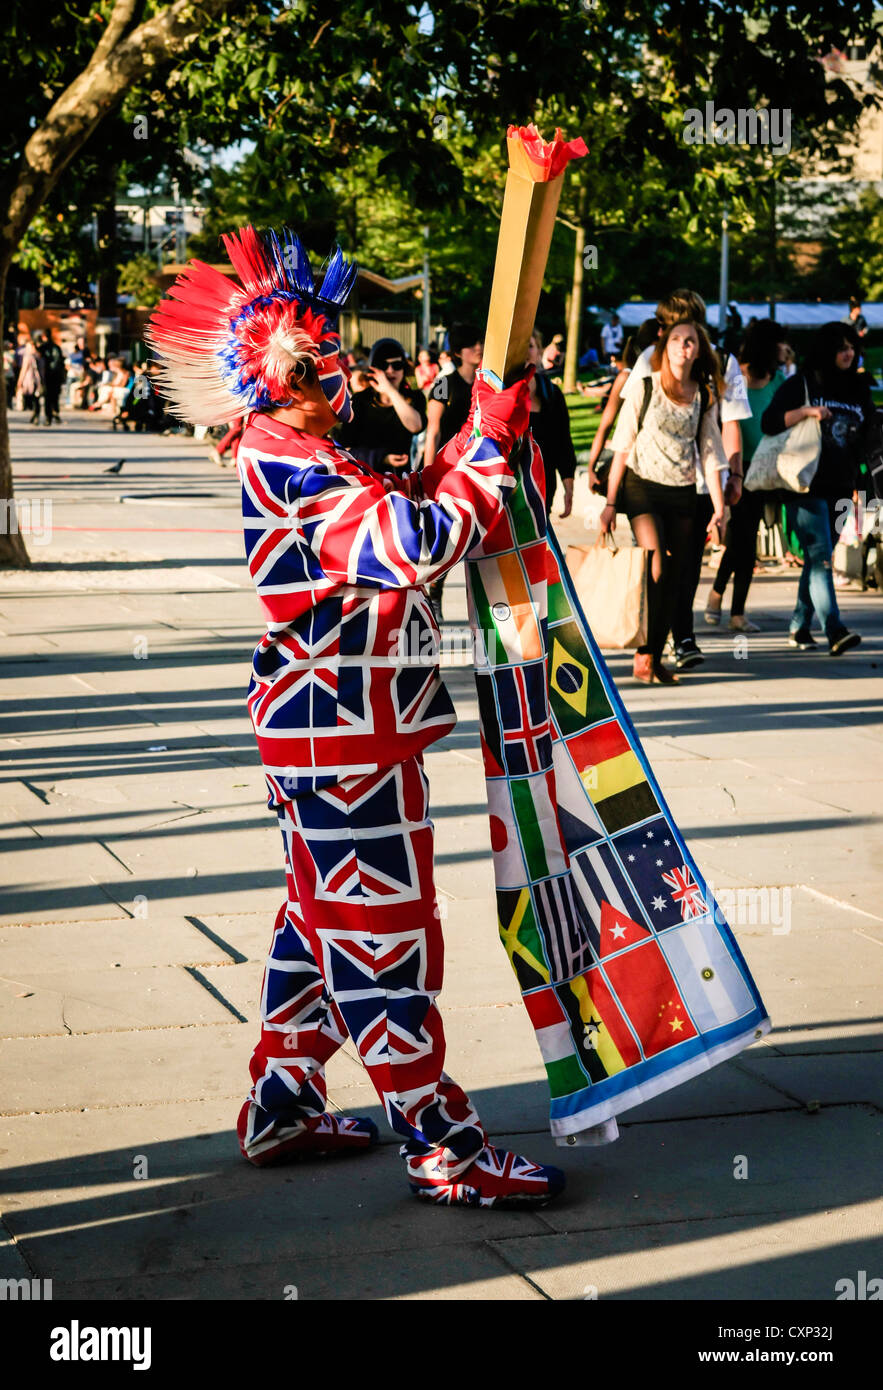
[
  {"x1": 2, "y1": 0, "x2": 248, "y2": 256},
  {"x1": 90, "y1": 0, "x2": 141, "y2": 68}
]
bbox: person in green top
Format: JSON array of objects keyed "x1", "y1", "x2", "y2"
[{"x1": 705, "y1": 320, "x2": 785, "y2": 630}]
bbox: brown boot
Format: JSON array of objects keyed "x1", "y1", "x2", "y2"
[
  {"x1": 652, "y1": 660, "x2": 680, "y2": 684},
  {"x1": 633, "y1": 652, "x2": 654, "y2": 684}
]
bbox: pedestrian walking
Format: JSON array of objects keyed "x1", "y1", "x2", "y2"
[
  {"x1": 600, "y1": 319, "x2": 727, "y2": 684},
  {"x1": 705, "y1": 320, "x2": 783, "y2": 631},
  {"x1": 619, "y1": 289, "x2": 751, "y2": 671},
  {"x1": 16, "y1": 338, "x2": 43, "y2": 424},
  {"x1": 36, "y1": 331, "x2": 65, "y2": 424},
  {"x1": 760, "y1": 320, "x2": 871, "y2": 655}
]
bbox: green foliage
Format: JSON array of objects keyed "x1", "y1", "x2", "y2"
[
  {"x1": 16, "y1": 207, "x2": 97, "y2": 296},
  {"x1": 118, "y1": 253, "x2": 162, "y2": 307}
]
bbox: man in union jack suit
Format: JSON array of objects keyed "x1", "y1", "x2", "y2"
[{"x1": 147, "y1": 226, "x2": 565, "y2": 1207}]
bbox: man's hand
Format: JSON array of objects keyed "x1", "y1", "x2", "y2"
[
  {"x1": 560, "y1": 479, "x2": 574, "y2": 518},
  {"x1": 383, "y1": 453, "x2": 409, "y2": 469},
  {"x1": 473, "y1": 369, "x2": 534, "y2": 457}
]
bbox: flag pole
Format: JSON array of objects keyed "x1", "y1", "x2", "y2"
[{"x1": 481, "y1": 125, "x2": 587, "y2": 390}]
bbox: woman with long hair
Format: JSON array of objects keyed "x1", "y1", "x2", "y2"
[
  {"x1": 600, "y1": 320, "x2": 727, "y2": 684},
  {"x1": 760, "y1": 320, "x2": 871, "y2": 655},
  {"x1": 705, "y1": 319, "x2": 784, "y2": 631}
]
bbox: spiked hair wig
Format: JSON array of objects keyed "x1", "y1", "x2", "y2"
[{"x1": 145, "y1": 226, "x2": 358, "y2": 425}]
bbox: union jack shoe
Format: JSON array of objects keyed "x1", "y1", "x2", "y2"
[
  {"x1": 405, "y1": 1142, "x2": 566, "y2": 1208},
  {"x1": 238, "y1": 1102, "x2": 378, "y2": 1167}
]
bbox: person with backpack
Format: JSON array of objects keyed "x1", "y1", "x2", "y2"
[
  {"x1": 759, "y1": 320, "x2": 871, "y2": 655},
  {"x1": 600, "y1": 319, "x2": 727, "y2": 684}
]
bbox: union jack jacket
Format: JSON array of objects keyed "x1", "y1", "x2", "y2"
[{"x1": 237, "y1": 413, "x2": 517, "y2": 803}]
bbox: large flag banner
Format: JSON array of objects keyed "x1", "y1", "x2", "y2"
[{"x1": 465, "y1": 443, "x2": 771, "y2": 1146}]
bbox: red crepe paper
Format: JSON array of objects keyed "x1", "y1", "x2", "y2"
[{"x1": 506, "y1": 124, "x2": 588, "y2": 181}]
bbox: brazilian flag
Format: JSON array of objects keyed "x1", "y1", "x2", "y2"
[{"x1": 548, "y1": 619, "x2": 613, "y2": 736}]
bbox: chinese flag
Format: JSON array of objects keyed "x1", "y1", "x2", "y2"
[{"x1": 602, "y1": 938, "x2": 698, "y2": 1058}]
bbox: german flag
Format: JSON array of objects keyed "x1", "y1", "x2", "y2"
[{"x1": 564, "y1": 718, "x2": 660, "y2": 833}]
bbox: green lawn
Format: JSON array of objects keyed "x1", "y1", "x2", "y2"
[{"x1": 565, "y1": 393, "x2": 602, "y2": 457}]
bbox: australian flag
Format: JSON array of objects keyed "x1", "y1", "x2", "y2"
[{"x1": 611, "y1": 815, "x2": 709, "y2": 931}]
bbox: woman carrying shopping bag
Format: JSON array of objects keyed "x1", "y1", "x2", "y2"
[
  {"x1": 757, "y1": 321, "x2": 871, "y2": 656},
  {"x1": 599, "y1": 320, "x2": 727, "y2": 684}
]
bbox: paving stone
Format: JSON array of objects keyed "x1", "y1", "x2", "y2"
[
  {"x1": 492, "y1": 1194, "x2": 883, "y2": 1300},
  {"x1": 534, "y1": 1106, "x2": 883, "y2": 1233},
  {"x1": 0, "y1": 917, "x2": 231, "y2": 972},
  {"x1": 0, "y1": 964, "x2": 235, "y2": 1037},
  {"x1": 737, "y1": 1053, "x2": 883, "y2": 1111},
  {"x1": 60, "y1": 1250, "x2": 543, "y2": 1301},
  {"x1": 4, "y1": 1139, "x2": 549, "y2": 1288}
]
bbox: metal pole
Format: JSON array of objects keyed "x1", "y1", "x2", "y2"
[
  {"x1": 174, "y1": 181, "x2": 186, "y2": 264},
  {"x1": 718, "y1": 201, "x2": 729, "y2": 349},
  {"x1": 422, "y1": 225, "x2": 431, "y2": 350}
]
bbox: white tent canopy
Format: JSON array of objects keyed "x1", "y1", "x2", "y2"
[{"x1": 592, "y1": 302, "x2": 883, "y2": 329}]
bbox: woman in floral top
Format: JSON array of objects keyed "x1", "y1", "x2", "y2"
[{"x1": 601, "y1": 321, "x2": 728, "y2": 684}]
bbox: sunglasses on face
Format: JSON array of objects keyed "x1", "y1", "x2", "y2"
[{"x1": 378, "y1": 359, "x2": 405, "y2": 371}]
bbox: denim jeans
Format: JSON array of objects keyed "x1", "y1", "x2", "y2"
[{"x1": 783, "y1": 495, "x2": 844, "y2": 640}]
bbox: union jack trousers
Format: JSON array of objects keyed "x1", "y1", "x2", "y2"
[{"x1": 242, "y1": 755, "x2": 488, "y2": 1178}]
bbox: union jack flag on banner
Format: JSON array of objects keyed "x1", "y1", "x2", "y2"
[{"x1": 466, "y1": 438, "x2": 771, "y2": 1146}]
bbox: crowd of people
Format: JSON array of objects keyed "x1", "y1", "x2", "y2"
[
  {"x1": 5, "y1": 330, "x2": 168, "y2": 433},
  {"x1": 592, "y1": 289, "x2": 874, "y2": 680},
  {"x1": 6, "y1": 295, "x2": 876, "y2": 667}
]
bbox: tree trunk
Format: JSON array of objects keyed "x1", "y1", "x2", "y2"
[
  {"x1": 0, "y1": 257, "x2": 31, "y2": 568},
  {"x1": 562, "y1": 180, "x2": 587, "y2": 394},
  {"x1": 0, "y1": 0, "x2": 247, "y2": 568}
]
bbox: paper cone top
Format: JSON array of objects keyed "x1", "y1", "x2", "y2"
[{"x1": 506, "y1": 124, "x2": 588, "y2": 182}]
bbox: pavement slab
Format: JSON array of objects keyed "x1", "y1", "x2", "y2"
[{"x1": 1, "y1": 415, "x2": 882, "y2": 1300}]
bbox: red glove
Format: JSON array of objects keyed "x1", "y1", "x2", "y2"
[{"x1": 473, "y1": 368, "x2": 534, "y2": 459}]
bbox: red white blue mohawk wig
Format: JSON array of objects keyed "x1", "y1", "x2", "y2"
[{"x1": 145, "y1": 226, "x2": 358, "y2": 425}]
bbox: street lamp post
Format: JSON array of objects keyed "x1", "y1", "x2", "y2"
[
  {"x1": 718, "y1": 201, "x2": 729, "y2": 349},
  {"x1": 422, "y1": 225, "x2": 431, "y2": 350}
]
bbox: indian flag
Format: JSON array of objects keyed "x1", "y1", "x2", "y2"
[{"x1": 468, "y1": 549, "x2": 544, "y2": 666}]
